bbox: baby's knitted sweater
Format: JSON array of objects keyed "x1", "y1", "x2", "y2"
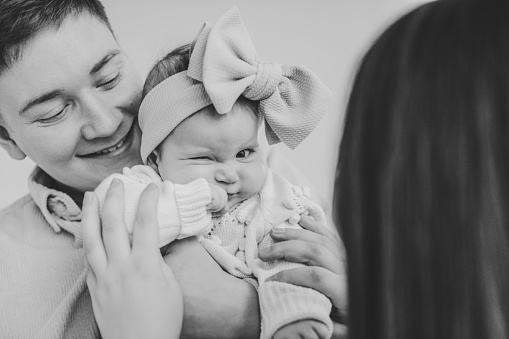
[
  {"x1": 94, "y1": 165, "x2": 214, "y2": 248},
  {"x1": 95, "y1": 165, "x2": 333, "y2": 339},
  {"x1": 200, "y1": 169, "x2": 332, "y2": 339}
]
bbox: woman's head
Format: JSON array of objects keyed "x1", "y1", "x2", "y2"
[{"x1": 337, "y1": 1, "x2": 509, "y2": 338}]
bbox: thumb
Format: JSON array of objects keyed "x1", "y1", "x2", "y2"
[{"x1": 207, "y1": 184, "x2": 228, "y2": 213}]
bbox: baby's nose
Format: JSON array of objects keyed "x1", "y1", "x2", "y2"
[{"x1": 215, "y1": 165, "x2": 239, "y2": 184}]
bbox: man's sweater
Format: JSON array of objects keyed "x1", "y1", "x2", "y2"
[{"x1": 0, "y1": 169, "x2": 98, "y2": 338}]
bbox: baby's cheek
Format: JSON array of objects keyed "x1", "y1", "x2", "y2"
[{"x1": 249, "y1": 165, "x2": 266, "y2": 194}]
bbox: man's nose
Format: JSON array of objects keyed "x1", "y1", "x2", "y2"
[
  {"x1": 80, "y1": 92, "x2": 123, "y2": 139},
  {"x1": 215, "y1": 164, "x2": 239, "y2": 184}
]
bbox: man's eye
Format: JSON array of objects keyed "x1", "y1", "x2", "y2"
[
  {"x1": 37, "y1": 106, "x2": 68, "y2": 124},
  {"x1": 236, "y1": 149, "x2": 253, "y2": 159},
  {"x1": 98, "y1": 72, "x2": 122, "y2": 90}
]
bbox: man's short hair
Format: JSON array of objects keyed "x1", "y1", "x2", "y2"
[{"x1": 0, "y1": 0, "x2": 112, "y2": 74}]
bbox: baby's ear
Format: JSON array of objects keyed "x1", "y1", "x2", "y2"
[{"x1": 146, "y1": 151, "x2": 160, "y2": 175}]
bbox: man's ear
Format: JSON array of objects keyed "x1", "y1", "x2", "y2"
[
  {"x1": 0, "y1": 125, "x2": 26, "y2": 160},
  {"x1": 146, "y1": 150, "x2": 160, "y2": 175}
]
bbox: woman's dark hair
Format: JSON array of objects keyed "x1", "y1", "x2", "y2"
[{"x1": 336, "y1": 1, "x2": 509, "y2": 338}]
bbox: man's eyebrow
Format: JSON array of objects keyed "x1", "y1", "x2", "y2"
[
  {"x1": 90, "y1": 50, "x2": 121, "y2": 76},
  {"x1": 19, "y1": 89, "x2": 63, "y2": 115}
]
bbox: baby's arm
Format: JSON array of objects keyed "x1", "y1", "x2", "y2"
[
  {"x1": 249, "y1": 169, "x2": 334, "y2": 338},
  {"x1": 94, "y1": 165, "x2": 227, "y2": 247},
  {"x1": 254, "y1": 223, "x2": 333, "y2": 339}
]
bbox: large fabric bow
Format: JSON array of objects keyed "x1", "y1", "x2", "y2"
[{"x1": 187, "y1": 6, "x2": 332, "y2": 150}]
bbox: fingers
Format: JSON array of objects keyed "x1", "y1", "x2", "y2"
[
  {"x1": 101, "y1": 179, "x2": 131, "y2": 263},
  {"x1": 131, "y1": 183, "x2": 160, "y2": 257},
  {"x1": 311, "y1": 320, "x2": 330, "y2": 339},
  {"x1": 299, "y1": 215, "x2": 343, "y2": 250},
  {"x1": 266, "y1": 266, "x2": 347, "y2": 310},
  {"x1": 331, "y1": 323, "x2": 348, "y2": 339},
  {"x1": 84, "y1": 256, "x2": 98, "y2": 293},
  {"x1": 259, "y1": 239, "x2": 344, "y2": 274},
  {"x1": 82, "y1": 191, "x2": 107, "y2": 273},
  {"x1": 269, "y1": 226, "x2": 343, "y2": 261},
  {"x1": 207, "y1": 184, "x2": 228, "y2": 214}
]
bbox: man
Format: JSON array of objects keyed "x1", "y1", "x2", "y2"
[{"x1": 0, "y1": 1, "x2": 345, "y2": 338}]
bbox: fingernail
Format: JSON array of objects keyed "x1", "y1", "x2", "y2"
[
  {"x1": 272, "y1": 228, "x2": 286, "y2": 235},
  {"x1": 147, "y1": 183, "x2": 157, "y2": 190},
  {"x1": 83, "y1": 191, "x2": 91, "y2": 205},
  {"x1": 111, "y1": 178, "x2": 120, "y2": 187}
]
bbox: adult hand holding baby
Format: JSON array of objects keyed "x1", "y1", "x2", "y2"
[
  {"x1": 259, "y1": 215, "x2": 348, "y2": 338},
  {"x1": 82, "y1": 179, "x2": 183, "y2": 339}
]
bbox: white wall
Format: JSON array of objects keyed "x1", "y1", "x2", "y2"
[{"x1": 0, "y1": 0, "x2": 425, "y2": 209}]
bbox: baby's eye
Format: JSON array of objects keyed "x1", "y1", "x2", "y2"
[
  {"x1": 236, "y1": 149, "x2": 254, "y2": 159},
  {"x1": 190, "y1": 156, "x2": 214, "y2": 161}
]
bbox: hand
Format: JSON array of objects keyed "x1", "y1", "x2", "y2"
[
  {"x1": 273, "y1": 319, "x2": 329, "y2": 339},
  {"x1": 82, "y1": 179, "x2": 183, "y2": 339},
  {"x1": 258, "y1": 215, "x2": 348, "y2": 338},
  {"x1": 207, "y1": 183, "x2": 228, "y2": 215},
  {"x1": 162, "y1": 237, "x2": 261, "y2": 339}
]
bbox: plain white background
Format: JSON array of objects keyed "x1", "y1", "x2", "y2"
[{"x1": 0, "y1": 0, "x2": 429, "y2": 209}]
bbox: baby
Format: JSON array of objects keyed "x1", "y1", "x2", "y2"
[{"x1": 95, "y1": 7, "x2": 334, "y2": 339}]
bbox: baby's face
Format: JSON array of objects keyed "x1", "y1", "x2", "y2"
[{"x1": 156, "y1": 103, "x2": 265, "y2": 209}]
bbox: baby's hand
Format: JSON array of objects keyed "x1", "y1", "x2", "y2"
[
  {"x1": 207, "y1": 184, "x2": 228, "y2": 215},
  {"x1": 273, "y1": 319, "x2": 330, "y2": 339}
]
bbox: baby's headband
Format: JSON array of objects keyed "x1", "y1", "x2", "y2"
[{"x1": 139, "y1": 6, "x2": 332, "y2": 163}]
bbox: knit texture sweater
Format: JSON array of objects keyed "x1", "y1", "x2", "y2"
[
  {"x1": 200, "y1": 168, "x2": 333, "y2": 339},
  {"x1": 0, "y1": 169, "x2": 98, "y2": 338},
  {"x1": 94, "y1": 165, "x2": 214, "y2": 248},
  {"x1": 104, "y1": 166, "x2": 333, "y2": 339}
]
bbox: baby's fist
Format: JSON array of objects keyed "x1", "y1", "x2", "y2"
[
  {"x1": 273, "y1": 319, "x2": 330, "y2": 339},
  {"x1": 207, "y1": 184, "x2": 228, "y2": 215}
]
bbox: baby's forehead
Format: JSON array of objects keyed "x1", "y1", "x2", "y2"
[{"x1": 165, "y1": 103, "x2": 259, "y2": 146}]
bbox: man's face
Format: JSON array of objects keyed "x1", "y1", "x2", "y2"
[
  {"x1": 0, "y1": 13, "x2": 143, "y2": 193},
  {"x1": 156, "y1": 104, "x2": 265, "y2": 209}
]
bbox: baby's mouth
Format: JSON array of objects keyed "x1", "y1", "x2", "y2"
[{"x1": 227, "y1": 193, "x2": 238, "y2": 200}]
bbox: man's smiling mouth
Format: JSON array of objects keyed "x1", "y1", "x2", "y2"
[
  {"x1": 92, "y1": 135, "x2": 127, "y2": 155},
  {"x1": 78, "y1": 122, "x2": 135, "y2": 158}
]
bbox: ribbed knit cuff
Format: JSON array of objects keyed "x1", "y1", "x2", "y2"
[
  {"x1": 173, "y1": 178, "x2": 213, "y2": 238},
  {"x1": 259, "y1": 281, "x2": 333, "y2": 339}
]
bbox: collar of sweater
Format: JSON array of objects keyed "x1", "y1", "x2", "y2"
[{"x1": 27, "y1": 167, "x2": 84, "y2": 246}]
